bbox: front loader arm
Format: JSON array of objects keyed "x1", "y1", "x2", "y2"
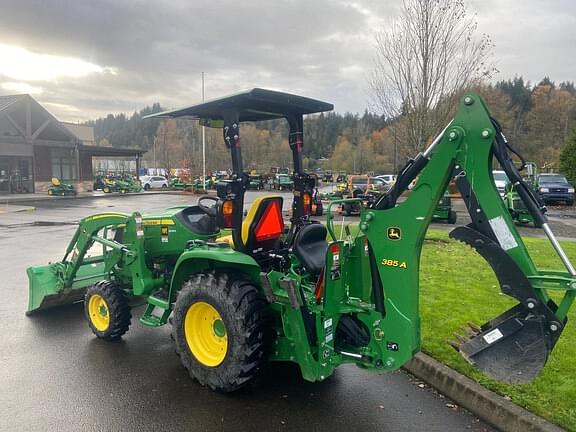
[
  {"x1": 26, "y1": 213, "x2": 130, "y2": 314},
  {"x1": 362, "y1": 93, "x2": 575, "y2": 383}
]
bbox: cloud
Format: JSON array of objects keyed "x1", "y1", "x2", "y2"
[{"x1": 0, "y1": 0, "x2": 573, "y2": 121}]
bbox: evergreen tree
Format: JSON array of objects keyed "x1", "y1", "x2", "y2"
[{"x1": 560, "y1": 129, "x2": 576, "y2": 184}]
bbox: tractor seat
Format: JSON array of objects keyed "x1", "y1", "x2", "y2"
[{"x1": 292, "y1": 223, "x2": 327, "y2": 277}]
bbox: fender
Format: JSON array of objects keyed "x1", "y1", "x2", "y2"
[{"x1": 170, "y1": 246, "x2": 262, "y2": 295}]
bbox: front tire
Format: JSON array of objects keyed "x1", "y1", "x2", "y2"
[
  {"x1": 144, "y1": 184, "x2": 150, "y2": 191},
  {"x1": 172, "y1": 272, "x2": 271, "y2": 392},
  {"x1": 84, "y1": 280, "x2": 131, "y2": 341},
  {"x1": 448, "y1": 210, "x2": 457, "y2": 224}
]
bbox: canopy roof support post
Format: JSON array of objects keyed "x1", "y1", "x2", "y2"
[
  {"x1": 221, "y1": 111, "x2": 246, "y2": 250},
  {"x1": 287, "y1": 114, "x2": 314, "y2": 221}
]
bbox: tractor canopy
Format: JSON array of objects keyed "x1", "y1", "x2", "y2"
[
  {"x1": 145, "y1": 89, "x2": 334, "y2": 251},
  {"x1": 144, "y1": 88, "x2": 333, "y2": 124}
]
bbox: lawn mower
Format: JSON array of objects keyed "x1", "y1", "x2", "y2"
[
  {"x1": 47, "y1": 177, "x2": 76, "y2": 196},
  {"x1": 27, "y1": 89, "x2": 575, "y2": 393}
]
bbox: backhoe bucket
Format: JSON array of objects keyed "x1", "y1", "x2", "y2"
[
  {"x1": 26, "y1": 262, "x2": 101, "y2": 314},
  {"x1": 449, "y1": 304, "x2": 560, "y2": 384}
]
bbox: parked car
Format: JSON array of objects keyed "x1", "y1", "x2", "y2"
[
  {"x1": 140, "y1": 175, "x2": 169, "y2": 190},
  {"x1": 492, "y1": 170, "x2": 508, "y2": 197},
  {"x1": 537, "y1": 173, "x2": 575, "y2": 205}
]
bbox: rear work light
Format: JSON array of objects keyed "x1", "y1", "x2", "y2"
[
  {"x1": 222, "y1": 200, "x2": 234, "y2": 228},
  {"x1": 303, "y1": 193, "x2": 312, "y2": 215}
]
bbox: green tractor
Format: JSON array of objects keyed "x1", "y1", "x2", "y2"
[
  {"x1": 247, "y1": 173, "x2": 264, "y2": 190},
  {"x1": 273, "y1": 173, "x2": 294, "y2": 190},
  {"x1": 504, "y1": 162, "x2": 541, "y2": 228},
  {"x1": 27, "y1": 89, "x2": 575, "y2": 392},
  {"x1": 47, "y1": 177, "x2": 77, "y2": 196},
  {"x1": 116, "y1": 176, "x2": 143, "y2": 193},
  {"x1": 169, "y1": 177, "x2": 193, "y2": 191},
  {"x1": 432, "y1": 190, "x2": 457, "y2": 224}
]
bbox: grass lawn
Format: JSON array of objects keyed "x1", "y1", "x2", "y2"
[{"x1": 420, "y1": 229, "x2": 576, "y2": 430}]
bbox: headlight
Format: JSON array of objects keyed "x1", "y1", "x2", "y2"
[
  {"x1": 569, "y1": 188, "x2": 575, "y2": 193},
  {"x1": 540, "y1": 187, "x2": 549, "y2": 193}
]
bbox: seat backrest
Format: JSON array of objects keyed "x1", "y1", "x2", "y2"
[
  {"x1": 51, "y1": 177, "x2": 60, "y2": 186},
  {"x1": 292, "y1": 223, "x2": 327, "y2": 277},
  {"x1": 242, "y1": 195, "x2": 284, "y2": 253}
]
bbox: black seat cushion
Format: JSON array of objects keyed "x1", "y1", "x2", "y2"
[
  {"x1": 292, "y1": 223, "x2": 327, "y2": 277},
  {"x1": 176, "y1": 206, "x2": 219, "y2": 235}
]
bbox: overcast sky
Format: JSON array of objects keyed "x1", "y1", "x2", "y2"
[{"x1": 0, "y1": 0, "x2": 574, "y2": 121}]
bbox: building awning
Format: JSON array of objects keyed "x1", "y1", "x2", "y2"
[{"x1": 80, "y1": 145, "x2": 146, "y2": 157}]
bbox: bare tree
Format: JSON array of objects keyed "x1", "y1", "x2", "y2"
[{"x1": 371, "y1": 0, "x2": 495, "y2": 158}]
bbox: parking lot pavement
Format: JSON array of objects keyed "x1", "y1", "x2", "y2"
[{"x1": 0, "y1": 193, "x2": 495, "y2": 432}]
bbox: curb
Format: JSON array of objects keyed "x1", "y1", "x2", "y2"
[
  {"x1": 403, "y1": 353, "x2": 564, "y2": 432},
  {"x1": 0, "y1": 190, "x2": 184, "y2": 205}
]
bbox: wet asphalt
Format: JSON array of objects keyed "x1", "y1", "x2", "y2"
[{"x1": 0, "y1": 192, "x2": 522, "y2": 431}]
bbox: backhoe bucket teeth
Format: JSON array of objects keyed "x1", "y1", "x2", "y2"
[
  {"x1": 451, "y1": 304, "x2": 558, "y2": 384},
  {"x1": 26, "y1": 262, "x2": 95, "y2": 314}
]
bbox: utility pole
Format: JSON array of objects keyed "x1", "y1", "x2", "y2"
[
  {"x1": 153, "y1": 136, "x2": 157, "y2": 176},
  {"x1": 202, "y1": 72, "x2": 206, "y2": 191}
]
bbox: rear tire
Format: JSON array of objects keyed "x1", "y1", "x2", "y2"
[
  {"x1": 172, "y1": 272, "x2": 271, "y2": 392},
  {"x1": 567, "y1": 200, "x2": 574, "y2": 206},
  {"x1": 162, "y1": 184, "x2": 167, "y2": 189},
  {"x1": 448, "y1": 210, "x2": 457, "y2": 224},
  {"x1": 84, "y1": 280, "x2": 131, "y2": 341}
]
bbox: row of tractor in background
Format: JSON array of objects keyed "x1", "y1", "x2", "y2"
[
  {"x1": 315, "y1": 172, "x2": 459, "y2": 222},
  {"x1": 318, "y1": 164, "x2": 576, "y2": 227},
  {"x1": 495, "y1": 163, "x2": 576, "y2": 227}
]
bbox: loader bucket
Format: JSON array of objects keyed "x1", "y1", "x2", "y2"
[
  {"x1": 449, "y1": 304, "x2": 560, "y2": 384},
  {"x1": 26, "y1": 262, "x2": 103, "y2": 315}
]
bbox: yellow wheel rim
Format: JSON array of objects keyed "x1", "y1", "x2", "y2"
[
  {"x1": 184, "y1": 301, "x2": 228, "y2": 367},
  {"x1": 88, "y1": 294, "x2": 110, "y2": 331}
]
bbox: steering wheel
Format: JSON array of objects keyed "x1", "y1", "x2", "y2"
[{"x1": 198, "y1": 196, "x2": 219, "y2": 217}]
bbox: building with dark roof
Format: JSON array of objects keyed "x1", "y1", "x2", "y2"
[{"x1": 0, "y1": 94, "x2": 145, "y2": 193}]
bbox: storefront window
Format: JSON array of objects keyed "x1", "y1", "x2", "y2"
[{"x1": 51, "y1": 148, "x2": 77, "y2": 180}]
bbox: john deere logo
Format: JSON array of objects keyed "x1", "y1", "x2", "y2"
[{"x1": 387, "y1": 227, "x2": 401, "y2": 240}]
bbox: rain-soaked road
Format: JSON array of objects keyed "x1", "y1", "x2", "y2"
[{"x1": 1, "y1": 192, "x2": 503, "y2": 431}]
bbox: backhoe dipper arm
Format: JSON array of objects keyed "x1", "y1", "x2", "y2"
[{"x1": 361, "y1": 93, "x2": 575, "y2": 384}]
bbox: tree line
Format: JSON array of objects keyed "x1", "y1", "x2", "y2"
[{"x1": 86, "y1": 76, "x2": 576, "y2": 178}]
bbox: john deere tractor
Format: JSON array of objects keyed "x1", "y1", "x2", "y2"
[
  {"x1": 505, "y1": 162, "x2": 541, "y2": 228},
  {"x1": 27, "y1": 89, "x2": 575, "y2": 392}
]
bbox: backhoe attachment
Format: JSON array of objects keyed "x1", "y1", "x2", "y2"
[
  {"x1": 448, "y1": 226, "x2": 564, "y2": 384},
  {"x1": 367, "y1": 93, "x2": 575, "y2": 385}
]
